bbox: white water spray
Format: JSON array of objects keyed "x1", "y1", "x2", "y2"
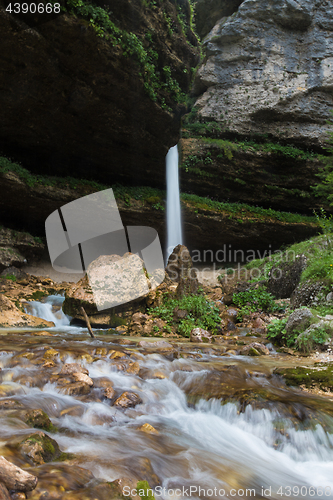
[
  {"x1": 166, "y1": 144, "x2": 183, "y2": 261},
  {"x1": 26, "y1": 295, "x2": 71, "y2": 328}
]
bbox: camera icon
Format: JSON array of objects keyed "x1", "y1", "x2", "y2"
[{"x1": 45, "y1": 189, "x2": 165, "y2": 311}]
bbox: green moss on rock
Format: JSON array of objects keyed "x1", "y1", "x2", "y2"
[{"x1": 275, "y1": 364, "x2": 333, "y2": 391}]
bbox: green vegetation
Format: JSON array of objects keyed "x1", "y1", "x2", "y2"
[
  {"x1": 275, "y1": 365, "x2": 333, "y2": 391},
  {"x1": 0, "y1": 155, "x2": 108, "y2": 191},
  {"x1": 312, "y1": 112, "x2": 333, "y2": 205},
  {"x1": 148, "y1": 293, "x2": 221, "y2": 337},
  {"x1": 137, "y1": 481, "x2": 155, "y2": 500},
  {"x1": 2, "y1": 155, "x2": 318, "y2": 224},
  {"x1": 232, "y1": 287, "x2": 286, "y2": 320},
  {"x1": 244, "y1": 234, "x2": 333, "y2": 285},
  {"x1": 297, "y1": 326, "x2": 330, "y2": 354},
  {"x1": 266, "y1": 318, "x2": 294, "y2": 346},
  {"x1": 4, "y1": 274, "x2": 17, "y2": 282},
  {"x1": 62, "y1": 0, "x2": 196, "y2": 105},
  {"x1": 181, "y1": 193, "x2": 316, "y2": 224}
]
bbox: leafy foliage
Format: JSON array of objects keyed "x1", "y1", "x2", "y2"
[
  {"x1": 312, "y1": 111, "x2": 333, "y2": 205},
  {"x1": 63, "y1": 0, "x2": 194, "y2": 105},
  {"x1": 232, "y1": 287, "x2": 286, "y2": 320},
  {"x1": 148, "y1": 293, "x2": 221, "y2": 337},
  {"x1": 297, "y1": 327, "x2": 329, "y2": 354}
]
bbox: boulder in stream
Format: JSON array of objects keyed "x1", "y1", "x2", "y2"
[{"x1": 19, "y1": 432, "x2": 61, "y2": 465}]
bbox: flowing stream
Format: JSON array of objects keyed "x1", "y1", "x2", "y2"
[
  {"x1": 0, "y1": 297, "x2": 333, "y2": 499},
  {"x1": 166, "y1": 145, "x2": 183, "y2": 261}
]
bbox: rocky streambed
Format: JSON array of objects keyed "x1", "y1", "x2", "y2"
[{"x1": 1, "y1": 316, "x2": 333, "y2": 500}]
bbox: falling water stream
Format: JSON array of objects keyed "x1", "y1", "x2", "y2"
[
  {"x1": 0, "y1": 297, "x2": 333, "y2": 499},
  {"x1": 166, "y1": 145, "x2": 183, "y2": 261}
]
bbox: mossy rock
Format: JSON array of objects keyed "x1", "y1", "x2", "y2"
[
  {"x1": 25, "y1": 408, "x2": 57, "y2": 432},
  {"x1": 275, "y1": 364, "x2": 333, "y2": 391},
  {"x1": 137, "y1": 480, "x2": 156, "y2": 500},
  {"x1": 145, "y1": 196, "x2": 161, "y2": 205},
  {"x1": 19, "y1": 432, "x2": 61, "y2": 464}
]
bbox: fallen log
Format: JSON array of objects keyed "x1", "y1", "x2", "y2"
[{"x1": 0, "y1": 456, "x2": 38, "y2": 492}]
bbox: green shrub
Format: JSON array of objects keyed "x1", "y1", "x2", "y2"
[
  {"x1": 148, "y1": 293, "x2": 221, "y2": 337},
  {"x1": 266, "y1": 318, "x2": 293, "y2": 346},
  {"x1": 297, "y1": 326, "x2": 330, "y2": 354},
  {"x1": 232, "y1": 287, "x2": 285, "y2": 320},
  {"x1": 4, "y1": 274, "x2": 17, "y2": 282}
]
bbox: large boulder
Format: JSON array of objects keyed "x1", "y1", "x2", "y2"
[
  {"x1": 63, "y1": 254, "x2": 150, "y2": 327},
  {"x1": 266, "y1": 255, "x2": 307, "y2": 299},
  {"x1": 193, "y1": 0, "x2": 333, "y2": 149},
  {"x1": 285, "y1": 307, "x2": 313, "y2": 335},
  {"x1": 291, "y1": 280, "x2": 330, "y2": 308},
  {"x1": 166, "y1": 244, "x2": 199, "y2": 296}
]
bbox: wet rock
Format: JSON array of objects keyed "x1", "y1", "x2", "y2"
[
  {"x1": 72, "y1": 372, "x2": 93, "y2": 386},
  {"x1": 24, "y1": 409, "x2": 55, "y2": 432},
  {"x1": 285, "y1": 308, "x2": 313, "y2": 335},
  {"x1": 0, "y1": 294, "x2": 55, "y2": 328},
  {"x1": 0, "y1": 456, "x2": 37, "y2": 492},
  {"x1": 24, "y1": 464, "x2": 94, "y2": 499},
  {"x1": 241, "y1": 343, "x2": 270, "y2": 356},
  {"x1": 94, "y1": 377, "x2": 114, "y2": 389},
  {"x1": 94, "y1": 347, "x2": 108, "y2": 356},
  {"x1": 43, "y1": 349, "x2": 59, "y2": 360},
  {"x1": 126, "y1": 361, "x2": 140, "y2": 375},
  {"x1": 133, "y1": 457, "x2": 160, "y2": 489},
  {"x1": 10, "y1": 492, "x2": 25, "y2": 500},
  {"x1": 19, "y1": 432, "x2": 61, "y2": 465},
  {"x1": 109, "y1": 350, "x2": 127, "y2": 360},
  {"x1": 274, "y1": 364, "x2": 333, "y2": 391},
  {"x1": 138, "y1": 340, "x2": 173, "y2": 349},
  {"x1": 60, "y1": 363, "x2": 89, "y2": 376},
  {"x1": 166, "y1": 245, "x2": 199, "y2": 297},
  {"x1": 138, "y1": 423, "x2": 159, "y2": 435},
  {"x1": 111, "y1": 478, "x2": 141, "y2": 500},
  {"x1": 63, "y1": 271, "x2": 144, "y2": 328},
  {"x1": 57, "y1": 380, "x2": 91, "y2": 396},
  {"x1": 114, "y1": 392, "x2": 142, "y2": 408},
  {"x1": 190, "y1": 328, "x2": 212, "y2": 343},
  {"x1": 75, "y1": 353, "x2": 94, "y2": 364},
  {"x1": 103, "y1": 386, "x2": 116, "y2": 400}
]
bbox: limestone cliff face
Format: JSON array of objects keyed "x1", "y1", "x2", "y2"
[
  {"x1": 0, "y1": 0, "x2": 199, "y2": 187},
  {"x1": 193, "y1": 0, "x2": 333, "y2": 149}
]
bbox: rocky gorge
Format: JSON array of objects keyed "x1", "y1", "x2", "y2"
[{"x1": 1, "y1": 0, "x2": 333, "y2": 498}]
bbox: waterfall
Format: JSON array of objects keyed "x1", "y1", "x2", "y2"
[
  {"x1": 166, "y1": 144, "x2": 183, "y2": 261},
  {"x1": 25, "y1": 295, "x2": 71, "y2": 328}
]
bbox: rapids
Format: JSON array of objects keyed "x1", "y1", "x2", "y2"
[{"x1": 0, "y1": 298, "x2": 333, "y2": 499}]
